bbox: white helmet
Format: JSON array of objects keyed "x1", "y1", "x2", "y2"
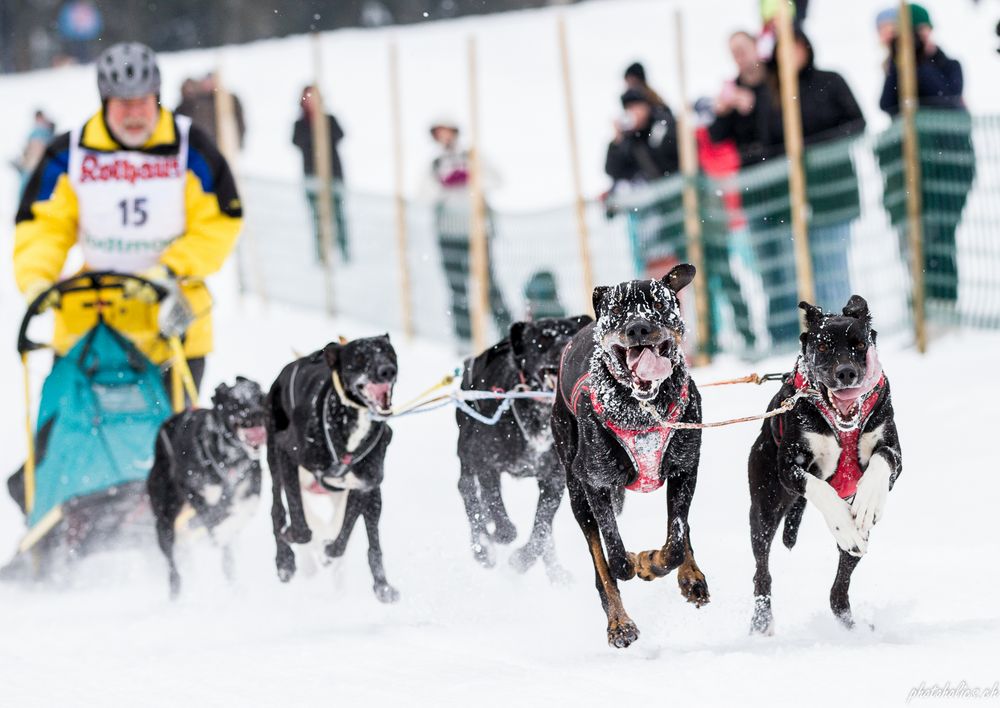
[{"x1": 97, "y1": 42, "x2": 161, "y2": 100}]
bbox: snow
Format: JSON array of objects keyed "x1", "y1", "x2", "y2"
[{"x1": 1, "y1": 1, "x2": 1000, "y2": 705}]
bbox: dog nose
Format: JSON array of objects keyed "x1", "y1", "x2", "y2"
[
  {"x1": 625, "y1": 318, "x2": 654, "y2": 344},
  {"x1": 835, "y1": 365, "x2": 858, "y2": 386},
  {"x1": 376, "y1": 363, "x2": 397, "y2": 382}
]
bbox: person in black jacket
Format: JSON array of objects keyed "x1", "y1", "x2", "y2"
[
  {"x1": 292, "y1": 85, "x2": 349, "y2": 262},
  {"x1": 754, "y1": 29, "x2": 866, "y2": 344},
  {"x1": 605, "y1": 88, "x2": 684, "y2": 290},
  {"x1": 605, "y1": 88, "x2": 679, "y2": 188},
  {"x1": 876, "y1": 6, "x2": 974, "y2": 305},
  {"x1": 708, "y1": 30, "x2": 768, "y2": 167}
]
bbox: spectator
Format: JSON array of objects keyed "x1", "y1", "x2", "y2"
[
  {"x1": 623, "y1": 62, "x2": 667, "y2": 109},
  {"x1": 755, "y1": 29, "x2": 866, "y2": 341},
  {"x1": 292, "y1": 85, "x2": 349, "y2": 262},
  {"x1": 708, "y1": 30, "x2": 767, "y2": 167},
  {"x1": 12, "y1": 110, "x2": 55, "y2": 197},
  {"x1": 876, "y1": 3, "x2": 975, "y2": 305},
  {"x1": 605, "y1": 88, "x2": 679, "y2": 191},
  {"x1": 426, "y1": 117, "x2": 511, "y2": 344},
  {"x1": 175, "y1": 72, "x2": 246, "y2": 149}
]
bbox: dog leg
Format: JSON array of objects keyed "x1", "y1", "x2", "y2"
[
  {"x1": 324, "y1": 491, "x2": 364, "y2": 559},
  {"x1": 851, "y1": 454, "x2": 892, "y2": 540},
  {"x1": 268, "y1": 445, "x2": 297, "y2": 582},
  {"x1": 510, "y1": 475, "x2": 564, "y2": 577},
  {"x1": 567, "y1": 473, "x2": 638, "y2": 648},
  {"x1": 458, "y1": 465, "x2": 495, "y2": 568},
  {"x1": 586, "y1": 484, "x2": 635, "y2": 582},
  {"x1": 749, "y1": 503, "x2": 783, "y2": 635},
  {"x1": 279, "y1": 463, "x2": 313, "y2": 545},
  {"x1": 362, "y1": 488, "x2": 399, "y2": 604},
  {"x1": 631, "y1": 454, "x2": 698, "y2": 582},
  {"x1": 804, "y1": 475, "x2": 867, "y2": 557},
  {"x1": 830, "y1": 549, "x2": 863, "y2": 628},
  {"x1": 479, "y1": 468, "x2": 516, "y2": 545},
  {"x1": 155, "y1": 516, "x2": 181, "y2": 600},
  {"x1": 221, "y1": 545, "x2": 235, "y2": 585}
]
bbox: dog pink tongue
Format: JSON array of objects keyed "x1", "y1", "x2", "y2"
[
  {"x1": 365, "y1": 382, "x2": 393, "y2": 411},
  {"x1": 239, "y1": 426, "x2": 267, "y2": 448},
  {"x1": 627, "y1": 347, "x2": 673, "y2": 382}
]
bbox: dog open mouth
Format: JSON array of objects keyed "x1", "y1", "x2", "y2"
[
  {"x1": 538, "y1": 368, "x2": 559, "y2": 393},
  {"x1": 611, "y1": 343, "x2": 674, "y2": 399},
  {"x1": 359, "y1": 382, "x2": 393, "y2": 415},
  {"x1": 237, "y1": 425, "x2": 267, "y2": 450}
]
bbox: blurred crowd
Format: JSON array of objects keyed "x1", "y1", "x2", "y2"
[{"x1": 602, "y1": 2, "x2": 973, "y2": 349}]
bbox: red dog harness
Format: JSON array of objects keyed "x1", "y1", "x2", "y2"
[
  {"x1": 561, "y1": 348, "x2": 689, "y2": 494},
  {"x1": 778, "y1": 367, "x2": 886, "y2": 499}
]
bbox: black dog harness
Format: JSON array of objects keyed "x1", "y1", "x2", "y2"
[{"x1": 559, "y1": 338, "x2": 689, "y2": 494}]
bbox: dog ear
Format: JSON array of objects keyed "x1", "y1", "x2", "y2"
[
  {"x1": 380, "y1": 333, "x2": 391, "y2": 343},
  {"x1": 842, "y1": 295, "x2": 871, "y2": 324},
  {"x1": 509, "y1": 321, "x2": 528, "y2": 358},
  {"x1": 798, "y1": 301, "x2": 824, "y2": 328},
  {"x1": 211, "y1": 383, "x2": 228, "y2": 409},
  {"x1": 662, "y1": 263, "x2": 696, "y2": 293},
  {"x1": 322, "y1": 342, "x2": 340, "y2": 370},
  {"x1": 592, "y1": 286, "x2": 610, "y2": 315},
  {"x1": 570, "y1": 314, "x2": 593, "y2": 331}
]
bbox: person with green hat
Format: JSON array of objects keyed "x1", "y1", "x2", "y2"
[{"x1": 876, "y1": 2, "x2": 974, "y2": 306}]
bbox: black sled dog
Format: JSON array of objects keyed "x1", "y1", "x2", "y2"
[
  {"x1": 266, "y1": 335, "x2": 400, "y2": 603},
  {"x1": 551, "y1": 265, "x2": 710, "y2": 649},
  {"x1": 456, "y1": 316, "x2": 591, "y2": 579},
  {"x1": 148, "y1": 377, "x2": 267, "y2": 598},
  {"x1": 748, "y1": 297, "x2": 902, "y2": 634}
]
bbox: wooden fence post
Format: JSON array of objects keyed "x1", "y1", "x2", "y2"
[
  {"x1": 774, "y1": 0, "x2": 815, "y2": 311},
  {"x1": 388, "y1": 41, "x2": 415, "y2": 339},
  {"x1": 467, "y1": 35, "x2": 491, "y2": 353},
  {"x1": 311, "y1": 32, "x2": 337, "y2": 316},
  {"x1": 556, "y1": 15, "x2": 596, "y2": 317},
  {"x1": 896, "y1": 1, "x2": 927, "y2": 353},
  {"x1": 674, "y1": 9, "x2": 712, "y2": 363}
]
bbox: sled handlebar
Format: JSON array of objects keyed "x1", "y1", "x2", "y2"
[{"x1": 18, "y1": 271, "x2": 170, "y2": 354}]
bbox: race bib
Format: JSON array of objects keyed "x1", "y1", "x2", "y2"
[{"x1": 69, "y1": 115, "x2": 190, "y2": 272}]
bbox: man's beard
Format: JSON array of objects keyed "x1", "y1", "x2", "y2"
[{"x1": 113, "y1": 122, "x2": 153, "y2": 147}]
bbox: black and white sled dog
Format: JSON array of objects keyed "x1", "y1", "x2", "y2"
[
  {"x1": 551, "y1": 265, "x2": 710, "y2": 649},
  {"x1": 266, "y1": 335, "x2": 400, "y2": 603},
  {"x1": 748, "y1": 296, "x2": 902, "y2": 634},
  {"x1": 148, "y1": 377, "x2": 268, "y2": 598},
  {"x1": 456, "y1": 315, "x2": 592, "y2": 579}
]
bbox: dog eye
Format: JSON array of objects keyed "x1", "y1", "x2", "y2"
[
  {"x1": 653, "y1": 301, "x2": 665, "y2": 311},
  {"x1": 817, "y1": 343, "x2": 829, "y2": 353},
  {"x1": 611, "y1": 306, "x2": 623, "y2": 316},
  {"x1": 854, "y1": 341, "x2": 867, "y2": 351}
]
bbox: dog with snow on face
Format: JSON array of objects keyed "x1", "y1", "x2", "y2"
[
  {"x1": 748, "y1": 296, "x2": 902, "y2": 635},
  {"x1": 456, "y1": 315, "x2": 592, "y2": 579},
  {"x1": 551, "y1": 264, "x2": 709, "y2": 649},
  {"x1": 266, "y1": 335, "x2": 400, "y2": 603},
  {"x1": 148, "y1": 377, "x2": 268, "y2": 599}
]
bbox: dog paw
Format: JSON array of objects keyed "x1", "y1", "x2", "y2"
[
  {"x1": 833, "y1": 608, "x2": 855, "y2": 630},
  {"x1": 607, "y1": 618, "x2": 640, "y2": 649},
  {"x1": 851, "y1": 459, "x2": 890, "y2": 537},
  {"x1": 280, "y1": 525, "x2": 312, "y2": 545},
  {"x1": 168, "y1": 570, "x2": 181, "y2": 600},
  {"x1": 374, "y1": 582, "x2": 400, "y2": 604},
  {"x1": 750, "y1": 596, "x2": 774, "y2": 636},
  {"x1": 491, "y1": 519, "x2": 517, "y2": 545},
  {"x1": 276, "y1": 549, "x2": 296, "y2": 583},
  {"x1": 323, "y1": 540, "x2": 346, "y2": 560},
  {"x1": 628, "y1": 550, "x2": 667, "y2": 582},
  {"x1": 509, "y1": 545, "x2": 538, "y2": 574},
  {"x1": 472, "y1": 539, "x2": 496, "y2": 569},
  {"x1": 544, "y1": 562, "x2": 573, "y2": 586},
  {"x1": 608, "y1": 551, "x2": 636, "y2": 582},
  {"x1": 677, "y1": 564, "x2": 710, "y2": 607}
]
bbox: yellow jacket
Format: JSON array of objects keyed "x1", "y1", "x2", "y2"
[{"x1": 13, "y1": 108, "x2": 242, "y2": 363}]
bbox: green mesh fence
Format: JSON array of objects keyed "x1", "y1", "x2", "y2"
[{"x1": 237, "y1": 110, "x2": 999, "y2": 358}]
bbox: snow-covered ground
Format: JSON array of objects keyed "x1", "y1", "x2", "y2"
[{"x1": 1, "y1": 256, "x2": 999, "y2": 706}]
